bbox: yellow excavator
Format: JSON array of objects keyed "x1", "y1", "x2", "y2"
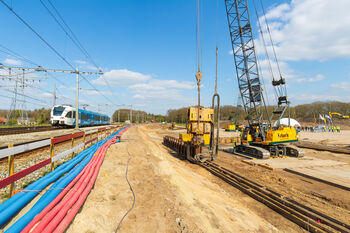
[
  {"x1": 329, "y1": 112, "x2": 350, "y2": 119},
  {"x1": 225, "y1": 0, "x2": 303, "y2": 158}
]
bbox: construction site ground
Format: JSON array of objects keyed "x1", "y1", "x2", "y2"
[{"x1": 66, "y1": 124, "x2": 350, "y2": 233}]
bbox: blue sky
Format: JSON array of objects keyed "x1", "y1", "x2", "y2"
[{"x1": 0, "y1": 0, "x2": 349, "y2": 116}]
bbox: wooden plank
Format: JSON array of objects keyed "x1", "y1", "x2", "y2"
[
  {"x1": 0, "y1": 139, "x2": 51, "y2": 159},
  {"x1": 51, "y1": 131, "x2": 84, "y2": 145},
  {"x1": 0, "y1": 158, "x2": 51, "y2": 189}
]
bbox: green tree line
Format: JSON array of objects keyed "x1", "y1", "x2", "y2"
[
  {"x1": 0, "y1": 108, "x2": 51, "y2": 125},
  {"x1": 165, "y1": 101, "x2": 350, "y2": 124},
  {"x1": 112, "y1": 109, "x2": 165, "y2": 123}
]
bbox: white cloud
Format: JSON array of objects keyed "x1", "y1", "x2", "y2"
[
  {"x1": 4, "y1": 58, "x2": 22, "y2": 66},
  {"x1": 74, "y1": 60, "x2": 101, "y2": 71},
  {"x1": 91, "y1": 68, "x2": 196, "y2": 113},
  {"x1": 81, "y1": 89, "x2": 113, "y2": 96},
  {"x1": 129, "y1": 79, "x2": 195, "y2": 91},
  {"x1": 289, "y1": 93, "x2": 350, "y2": 104},
  {"x1": 256, "y1": 0, "x2": 350, "y2": 61},
  {"x1": 264, "y1": 3, "x2": 291, "y2": 20},
  {"x1": 330, "y1": 82, "x2": 350, "y2": 90},
  {"x1": 133, "y1": 94, "x2": 146, "y2": 99},
  {"x1": 296, "y1": 74, "x2": 325, "y2": 83},
  {"x1": 93, "y1": 69, "x2": 151, "y2": 86}
]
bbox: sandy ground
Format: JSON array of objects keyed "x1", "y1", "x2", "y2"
[
  {"x1": 299, "y1": 130, "x2": 350, "y2": 146},
  {"x1": 68, "y1": 125, "x2": 303, "y2": 233},
  {"x1": 4, "y1": 123, "x2": 348, "y2": 232}
]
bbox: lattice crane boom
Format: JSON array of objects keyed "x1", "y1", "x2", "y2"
[{"x1": 225, "y1": 0, "x2": 269, "y2": 138}]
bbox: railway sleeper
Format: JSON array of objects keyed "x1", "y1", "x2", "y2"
[{"x1": 203, "y1": 163, "x2": 347, "y2": 233}]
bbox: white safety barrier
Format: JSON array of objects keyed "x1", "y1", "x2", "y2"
[
  {"x1": 0, "y1": 139, "x2": 51, "y2": 159},
  {"x1": 97, "y1": 133, "x2": 106, "y2": 140},
  {"x1": 52, "y1": 143, "x2": 84, "y2": 162},
  {"x1": 85, "y1": 129, "x2": 98, "y2": 135}
]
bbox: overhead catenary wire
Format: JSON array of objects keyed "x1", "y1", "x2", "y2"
[
  {"x1": 0, "y1": 87, "x2": 51, "y2": 104},
  {"x1": 41, "y1": 0, "x2": 117, "y2": 100},
  {"x1": 39, "y1": 0, "x2": 94, "y2": 68},
  {"x1": 0, "y1": 93, "x2": 51, "y2": 108},
  {"x1": 0, "y1": 45, "x2": 39, "y2": 67},
  {"x1": 0, "y1": 0, "x2": 76, "y2": 71},
  {"x1": 0, "y1": 0, "x2": 119, "y2": 107},
  {"x1": 47, "y1": 0, "x2": 100, "y2": 71},
  {"x1": 0, "y1": 45, "x2": 73, "y2": 93}
]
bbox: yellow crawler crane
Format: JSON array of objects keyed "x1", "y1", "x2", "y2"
[{"x1": 225, "y1": 0, "x2": 303, "y2": 158}]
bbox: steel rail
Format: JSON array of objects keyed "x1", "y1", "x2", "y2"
[
  {"x1": 0, "y1": 126, "x2": 59, "y2": 136},
  {"x1": 200, "y1": 162, "x2": 350, "y2": 233}
]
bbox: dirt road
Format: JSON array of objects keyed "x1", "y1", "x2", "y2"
[{"x1": 68, "y1": 125, "x2": 303, "y2": 233}]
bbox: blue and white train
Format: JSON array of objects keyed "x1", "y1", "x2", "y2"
[{"x1": 50, "y1": 105, "x2": 110, "y2": 127}]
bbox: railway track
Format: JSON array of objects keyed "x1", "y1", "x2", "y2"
[
  {"x1": 0, "y1": 126, "x2": 59, "y2": 136},
  {"x1": 200, "y1": 162, "x2": 350, "y2": 233}
]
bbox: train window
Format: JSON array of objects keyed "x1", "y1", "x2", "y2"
[
  {"x1": 73, "y1": 111, "x2": 76, "y2": 118},
  {"x1": 65, "y1": 111, "x2": 72, "y2": 118},
  {"x1": 53, "y1": 106, "x2": 65, "y2": 116},
  {"x1": 79, "y1": 113, "x2": 81, "y2": 120}
]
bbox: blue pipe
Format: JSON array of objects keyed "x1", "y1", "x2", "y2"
[
  {"x1": 0, "y1": 127, "x2": 125, "y2": 231},
  {"x1": 0, "y1": 143, "x2": 98, "y2": 228}
]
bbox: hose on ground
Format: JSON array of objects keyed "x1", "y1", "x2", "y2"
[{"x1": 115, "y1": 146, "x2": 135, "y2": 233}]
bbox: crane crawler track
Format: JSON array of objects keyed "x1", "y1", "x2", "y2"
[
  {"x1": 236, "y1": 144, "x2": 270, "y2": 159},
  {"x1": 285, "y1": 144, "x2": 304, "y2": 157},
  {"x1": 200, "y1": 162, "x2": 350, "y2": 233},
  {"x1": 236, "y1": 143, "x2": 304, "y2": 159}
]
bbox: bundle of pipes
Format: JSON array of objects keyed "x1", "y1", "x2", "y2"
[{"x1": 0, "y1": 125, "x2": 131, "y2": 233}]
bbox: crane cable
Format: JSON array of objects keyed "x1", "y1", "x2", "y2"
[
  {"x1": 252, "y1": 0, "x2": 279, "y2": 101},
  {"x1": 258, "y1": 0, "x2": 288, "y2": 98},
  {"x1": 212, "y1": 0, "x2": 220, "y2": 158},
  {"x1": 214, "y1": 0, "x2": 218, "y2": 95}
]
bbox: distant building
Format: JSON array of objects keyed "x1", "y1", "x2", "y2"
[
  {"x1": 17, "y1": 118, "x2": 30, "y2": 125},
  {"x1": 0, "y1": 117, "x2": 6, "y2": 125}
]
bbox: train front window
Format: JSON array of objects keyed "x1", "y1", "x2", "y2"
[
  {"x1": 53, "y1": 107, "x2": 65, "y2": 116},
  {"x1": 65, "y1": 111, "x2": 72, "y2": 118}
]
